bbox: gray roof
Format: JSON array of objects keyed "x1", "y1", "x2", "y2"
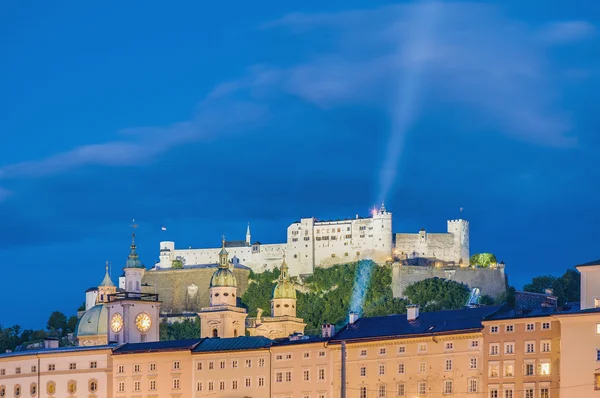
[
  {"x1": 330, "y1": 306, "x2": 502, "y2": 343},
  {"x1": 577, "y1": 259, "x2": 600, "y2": 268},
  {"x1": 113, "y1": 338, "x2": 203, "y2": 354},
  {"x1": 193, "y1": 336, "x2": 272, "y2": 353},
  {"x1": 484, "y1": 303, "x2": 581, "y2": 321},
  {"x1": 0, "y1": 344, "x2": 113, "y2": 359}
]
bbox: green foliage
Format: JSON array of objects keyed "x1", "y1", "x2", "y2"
[
  {"x1": 479, "y1": 295, "x2": 495, "y2": 306},
  {"x1": 470, "y1": 253, "x2": 497, "y2": 268},
  {"x1": 46, "y1": 311, "x2": 68, "y2": 337},
  {"x1": 404, "y1": 278, "x2": 470, "y2": 312},
  {"x1": 240, "y1": 268, "x2": 280, "y2": 316},
  {"x1": 523, "y1": 268, "x2": 580, "y2": 305},
  {"x1": 159, "y1": 318, "x2": 201, "y2": 341},
  {"x1": 171, "y1": 259, "x2": 183, "y2": 269},
  {"x1": 77, "y1": 301, "x2": 86, "y2": 312}
]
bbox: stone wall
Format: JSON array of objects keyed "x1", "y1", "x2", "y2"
[
  {"x1": 391, "y1": 264, "x2": 507, "y2": 299},
  {"x1": 141, "y1": 266, "x2": 250, "y2": 315}
]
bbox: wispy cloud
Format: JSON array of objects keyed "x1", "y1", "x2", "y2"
[
  {"x1": 539, "y1": 21, "x2": 596, "y2": 44},
  {"x1": 0, "y1": 101, "x2": 267, "y2": 179}
]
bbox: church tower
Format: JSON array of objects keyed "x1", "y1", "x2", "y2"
[
  {"x1": 199, "y1": 237, "x2": 247, "y2": 338},
  {"x1": 247, "y1": 256, "x2": 306, "y2": 338},
  {"x1": 106, "y1": 227, "x2": 161, "y2": 344},
  {"x1": 97, "y1": 262, "x2": 116, "y2": 304}
]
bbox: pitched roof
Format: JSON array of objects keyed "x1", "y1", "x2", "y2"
[
  {"x1": 112, "y1": 338, "x2": 203, "y2": 354},
  {"x1": 330, "y1": 306, "x2": 502, "y2": 343},
  {"x1": 484, "y1": 303, "x2": 581, "y2": 321},
  {"x1": 0, "y1": 344, "x2": 114, "y2": 359},
  {"x1": 576, "y1": 259, "x2": 600, "y2": 268},
  {"x1": 192, "y1": 336, "x2": 272, "y2": 353}
]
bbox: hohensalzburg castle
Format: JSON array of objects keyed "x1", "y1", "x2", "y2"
[{"x1": 156, "y1": 204, "x2": 470, "y2": 276}]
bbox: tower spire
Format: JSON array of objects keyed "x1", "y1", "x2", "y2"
[
  {"x1": 246, "y1": 222, "x2": 251, "y2": 246},
  {"x1": 219, "y1": 235, "x2": 229, "y2": 268}
]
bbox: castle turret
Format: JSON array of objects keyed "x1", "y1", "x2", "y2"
[
  {"x1": 371, "y1": 202, "x2": 393, "y2": 263},
  {"x1": 447, "y1": 219, "x2": 470, "y2": 266}
]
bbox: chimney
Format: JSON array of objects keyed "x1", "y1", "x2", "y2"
[
  {"x1": 348, "y1": 312, "x2": 359, "y2": 324},
  {"x1": 322, "y1": 323, "x2": 335, "y2": 338},
  {"x1": 407, "y1": 305, "x2": 419, "y2": 321}
]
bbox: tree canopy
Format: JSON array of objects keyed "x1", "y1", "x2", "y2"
[
  {"x1": 523, "y1": 268, "x2": 580, "y2": 305},
  {"x1": 470, "y1": 253, "x2": 498, "y2": 267},
  {"x1": 404, "y1": 277, "x2": 470, "y2": 311}
]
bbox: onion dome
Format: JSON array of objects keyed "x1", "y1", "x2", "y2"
[
  {"x1": 273, "y1": 257, "x2": 296, "y2": 300},
  {"x1": 75, "y1": 304, "x2": 107, "y2": 338},
  {"x1": 125, "y1": 233, "x2": 145, "y2": 269},
  {"x1": 210, "y1": 237, "x2": 237, "y2": 288}
]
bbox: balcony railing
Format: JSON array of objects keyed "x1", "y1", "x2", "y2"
[{"x1": 107, "y1": 292, "x2": 159, "y2": 302}]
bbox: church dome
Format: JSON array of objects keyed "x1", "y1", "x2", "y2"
[
  {"x1": 210, "y1": 266, "x2": 237, "y2": 288},
  {"x1": 273, "y1": 279, "x2": 296, "y2": 299},
  {"x1": 273, "y1": 258, "x2": 296, "y2": 299},
  {"x1": 75, "y1": 304, "x2": 107, "y2": 337}
]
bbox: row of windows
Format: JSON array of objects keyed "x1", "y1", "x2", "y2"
[
  {"x1": 357, "y1": 340, "x2": 478, "y2": 357},
  {"x1": 489, "y1": 322, "x2": 551, "y2": 334},
  {"x1": 277, "y1": 367, "x2": 327, "y2": 382},
  {"x1": 0, "y1": 362, "x2": 97, "y2": 376},
  {"x1": 489, "y1": 385, "x2": 549, "y2": 398},
  {"x1": 488, "y1": 360, "x2": 551, "y2": 378},
  {"x1": 357, "y1": 379, "x2": 480, "y2": 397},
  {"x1": 195, "y1": 358, "x2": 266, "y2": 371},
  {"x1": 360, "y1": 357, "x2": 479, "y2": 376},
  {"x1": 0, "y1": 380, "x2": 98, "y2": 397},
  {"x1": 195, "y1": 376, "x2": 266, "y2": 391},
  {"x1": 489, "y1": 341, "x2": 551, "y2": 355}
]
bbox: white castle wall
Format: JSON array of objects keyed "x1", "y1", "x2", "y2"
[
  {"x1": 156, "y1": 208, "x2": 468, "y2": 276},
  {"x1": 395, "y1": 219, "x2": 470, "y2": 266}
]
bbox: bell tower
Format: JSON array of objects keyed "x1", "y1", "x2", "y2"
[{"x1": 106, "y1": 223, "x2": 161, "y2": 344}]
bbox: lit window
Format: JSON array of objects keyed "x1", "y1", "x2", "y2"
[
  {"x1": 489, "y1": 363, "x2": 499, "y2": 378},
  {"x1": 596, "y1": 324, "x2": 600, "y2": 335},
  {"x1": 595, "y1": 298, "x2": 600, "y2": 308},
  {"x1": 539, "y1": 362, "x2": 551, "y2": 375},
  {"x1": 504, "y1": 362, "x2": 514, "y2": 377},
  {"x1": 595, "y1": 374, "x2": 600, "y2": 390}
]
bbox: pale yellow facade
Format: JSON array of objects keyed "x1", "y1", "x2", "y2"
[
  {"x1": 112, "y1": 349, "x2": 194, "y2": 398},
  {"x1": 0, "y1": 347, "x2": 112, "y2": 398},
  {"x1": 192, "y1": 348, "x2": 270, "y2": 397},
  {"x1": 482, "y1": 316, "x2": 560, "y2": 398},
  {"x1": 555, "y1": 312, "x2": 600, "y2": 398},
  {"x1": 331, "y1": 332, "x2": 486, "y2": 397},
  {"x1": 271, "y1": 339, "x2": 331, "y2": 398}
]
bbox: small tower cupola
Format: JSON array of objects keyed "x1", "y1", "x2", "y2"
[
  {"x1": 97, "y1": 261, "x2": 116, "y2": 304},
  {"x1": 209, "y1": 237, "x2": 237, "y2": 306},
  {"x1": 272, "y1": 256, "x2": 297, "y2": 317},
  {"x1": 124, "y1": 221, "x2": 146, "y2": 293}
]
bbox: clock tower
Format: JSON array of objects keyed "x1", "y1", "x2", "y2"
[{"x1": 107, "y1": 229, "x2": 161, "y2": 344}]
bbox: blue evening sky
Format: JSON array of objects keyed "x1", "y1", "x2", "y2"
[{"x1": 0, "y1": 1, "x2": 599, "y2": 328}]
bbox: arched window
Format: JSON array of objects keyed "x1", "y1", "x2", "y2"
[
  {"x1": 212, "y1": 329, "x2": 218, "y2": 338},
  {"x1": 234, "y1": 329, "x2": 238, "y2": 337},
  {"x1": 67, "y1": 380, "x2": 76, "y2": 394},
  {"x1": 14, "y1": 385, "x2": 21, "y2": 397},
  {"x1": 89, "y1": 380, "x2": 98, "y2": 393},
  {"x1": 30, "y1": 383, "x2": 37, "y2": 396},
  {"x1": 46, "y1": 381, "x2": 56, "y2": 395}
]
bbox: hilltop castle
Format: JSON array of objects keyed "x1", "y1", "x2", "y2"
[{"x1": 156, "y1": 204, "x2": 470, "y2": 276}]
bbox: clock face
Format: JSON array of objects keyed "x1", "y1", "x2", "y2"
[
  {"x1": 135, "y1": 312, "x2": 152, "y2": 333},
  {"x1": 110, "y1": 313, "x2": 123, "y2": 333}
]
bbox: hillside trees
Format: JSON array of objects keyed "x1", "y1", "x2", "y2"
[
  {"x1": 523, "y1": 268, "x2": 580, "y2": 305},
  {"x1": 404, "y1": 277, "x2": 470, "y2": 311}
]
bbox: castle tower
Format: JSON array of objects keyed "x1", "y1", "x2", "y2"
[
  {"x1": 247, "y1": 257, "x2": 306, "y2": 338},
  {"x1": 271, "y1": 256, "x2": 297, "y2": 317},
  {"x1": 246, "y1": 222, "x2": 251, "y2": 246},
  {"x1": 96, "y1": 262, "x2": 116, "y2": 304},
  {"x1": 106, "y1": 228, "x2": 161, "y2": 344},
  {"x1": 371, "y1": 202, "x2": 393, "y2": 263},
  {"x1": 199, "y1": 237, "x2": 247, "y2": 338},
  {"x1": 447, "y1": 219, "x2": 470, "y2": 266}
]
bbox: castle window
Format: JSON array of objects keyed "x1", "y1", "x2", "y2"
[{"x1": 212, "y1": 329, "x2": 218, "y2": 338}]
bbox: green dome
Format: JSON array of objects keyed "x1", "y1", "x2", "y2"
[
  {"x1": 210, "y1": 267, "x2": 237, "y2": 288},
  {"x1": 273, "y1": 280, "x2": 296, "y2": 299},
  {"x1": 75, "y1": 304, "x2": 107, "y2": 337},
  {"x1": 273, "y1": 259, "x2": 296, "y2": 299}
]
